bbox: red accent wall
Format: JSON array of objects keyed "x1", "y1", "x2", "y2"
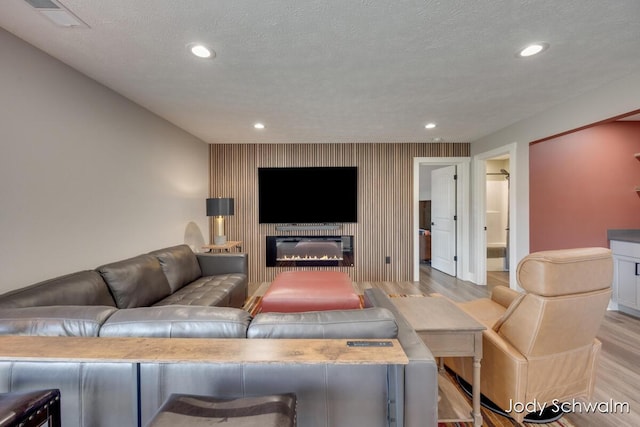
[{"x1": 530, "y1": 122, "x2": 640, "y2": 252}]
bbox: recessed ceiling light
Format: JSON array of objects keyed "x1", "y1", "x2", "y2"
[
  {"x1": 188, "y1": 43, "x2": 215, "y2": 59},
  {"x1": 518, "y1": 43, "x2": 549, "y2": 58},
  {"x1": 425, "y1": 123, "x2": 436, "y2": 129},
  {"x1": 254, "y1": 123, "x2": 265, "y2": 129}
]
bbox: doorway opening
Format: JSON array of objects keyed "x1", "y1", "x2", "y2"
[
  {"x1": 485, "y1": 156, "x2": 510, "y2": 291},
  {"x1": 472, "y1": 143, "x2": 518, "y2": 288},
  {"x1": 413, "y1": 157, "x2": 471, "y2": 282}
]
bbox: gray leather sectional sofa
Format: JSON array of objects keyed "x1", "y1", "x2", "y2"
[
  {"x1": 0, "y1": 244, "x2": 248, "y2": 312},
  {"x1": 0, "y1": 245, "x2": 438, "y2": 427}
]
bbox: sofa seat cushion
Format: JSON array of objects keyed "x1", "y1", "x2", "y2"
[
  {"x1": 247, "y1": 307, "x2": 398, "y2": 339},
  {"x1": 0, "y1": 306, "x2": 117, "y2": 337},
  {"x1": 98, "y1": 254, "x2": 172, "y2": 308},
  {"x1": 0, "y1": 271, "x2": 116, "y2": 308},
  {"x1": 153, "y1": 274, "x2": 245, "y2": 307},
  {"x1": 149, "y1": 245, "x2": 202, "y2": 293},
  {"x1": 99, "y1": 306, "x2": 251, "y2": 338}
]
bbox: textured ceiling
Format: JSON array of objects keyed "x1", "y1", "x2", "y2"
[{"x1": 1, "y1": 0, "x2": 639, "y2": 144}]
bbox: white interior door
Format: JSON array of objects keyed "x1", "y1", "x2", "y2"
[{"x1": 431, "y1": 165, "x2": 457, "y2": 276}]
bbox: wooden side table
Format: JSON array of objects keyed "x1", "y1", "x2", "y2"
[
  {"x1": 391, "y1": 296, "x2": 485, "y2": 427},
  {"x1": 202, "y1": 241, "x2": 242, "y2": 252}
]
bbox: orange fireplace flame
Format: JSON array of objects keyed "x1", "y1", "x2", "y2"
[{"x1": 277, "y1": 255, "x2": 343, "y2": 261}]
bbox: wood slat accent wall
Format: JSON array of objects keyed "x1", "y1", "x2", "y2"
[{"x1": 209, "y1": 143, "x2": 469, "y2": 282}]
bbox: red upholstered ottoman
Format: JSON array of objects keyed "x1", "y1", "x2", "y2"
[{"x1": 260, "y1": 271, "x2": 360, "y2": 313}]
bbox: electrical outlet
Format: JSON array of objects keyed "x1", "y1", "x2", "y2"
[{"x1": 385, "y1": 256, "x2": 391, "y2": 264}]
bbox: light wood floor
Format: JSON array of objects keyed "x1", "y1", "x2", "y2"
[
  {"x1": 487, "y1": 270, "x2": 509, "y2": 293},
  {"x1": 251, "y1": 266, "x2": 640, "y2": 426}
]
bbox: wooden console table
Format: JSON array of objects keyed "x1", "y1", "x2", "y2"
[
  {"x1": 391, "y1": 296, "x2": 485, "y2": 427},
  {"x1": 0, "y1": 336, "x2": 406, "y2": 365},
  {"x1": 0, "y1": 336, "x2": 407, "y2": 427},
  {"x1": 202, "y1": 240, "x2": 242, "y2": 252}
]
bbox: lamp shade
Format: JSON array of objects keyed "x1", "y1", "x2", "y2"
[{"x1": 206, "y1": 198, "x2": 234, "y2": 216}]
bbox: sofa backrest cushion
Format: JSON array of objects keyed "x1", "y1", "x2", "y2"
[
  {"x1": 149, "y1": 245, "x2": 202, "y2": 293},
  {"x1": 0, "y1": 306, "x2": 117, "y2": 337},
  {"x1": 0, "y1": 271, "x2": 116, "y2": 308},
  {"x1": 99, "y1": 306, "x2": 251, "y2": 338},
  {"x1": 97, "y1": 254, "x2": 172, "y2": 308},
  {"x1": 247, "y1": 307, "x2": 398, "y2": 339}
]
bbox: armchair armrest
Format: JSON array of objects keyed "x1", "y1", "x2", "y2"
[
  {"x1": 491, "y1": 286, "x2": 522, "y2": 309},
  {"x1": 483, "y1": 327, "x2": 527, "y2": 364},
  {"x1": 196, "y1": 253, "x2": 248, "y2": 277},
  {"x1": 479, "y1": 327, "x2": 528, "y2": 409}
]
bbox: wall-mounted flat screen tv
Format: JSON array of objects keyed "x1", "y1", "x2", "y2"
[{"x1": 258, "y1": 166, "x2": 358, "y2": 224}]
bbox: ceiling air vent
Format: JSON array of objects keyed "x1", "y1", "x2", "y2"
[
  {"x1": 24, "y1": 0, "x2": 89, "y2": 28},
  {"x1": 24, "y1": 0, "x2": 60, "y2": 8}
]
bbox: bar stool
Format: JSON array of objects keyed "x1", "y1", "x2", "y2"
[
  {"x1": 0, "y1": 389, "x2": 61, "y2": 427},
  {"x1": 146, "y1": 393, "x2": 296, "y2": 427}
]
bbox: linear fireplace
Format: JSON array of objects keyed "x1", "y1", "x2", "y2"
[{"x1": 266, "y1": 235, "x2": 354, "y2": 267}]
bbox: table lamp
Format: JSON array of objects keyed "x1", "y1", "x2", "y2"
[{"x1": 206, "y1": 197, "x2": 234, "y2": 245}]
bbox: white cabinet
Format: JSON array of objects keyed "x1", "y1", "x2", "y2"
[{"x1": 611, "y1": 240, "x2": 640, "y2": 312}]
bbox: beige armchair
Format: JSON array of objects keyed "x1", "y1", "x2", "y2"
[{"x1": 445, "y1": 247, "x2": 612, "y2": 423}]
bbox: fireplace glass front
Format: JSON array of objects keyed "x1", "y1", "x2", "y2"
[{"x1": 266, "y1": 236, "x2": 354, "y2": 267}]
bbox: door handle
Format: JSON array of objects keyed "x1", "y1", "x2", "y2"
[{"x1": 636, "y1": 263, "x2": 640, "y2": 276}]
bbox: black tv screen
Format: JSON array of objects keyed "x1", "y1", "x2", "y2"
[{"x1": 258, "y1": 167, "x2": 358, "y2": 224}]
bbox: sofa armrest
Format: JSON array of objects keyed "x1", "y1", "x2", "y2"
[
  {"x1": 196, "y1": 253, "x2": 248, "y2": 277},
  {"x1": 363, "y1": 289, "x2": 438, "y2": 427},
  {"x1": 491, "y1": 286, "x2": 522, "y2": 309}
]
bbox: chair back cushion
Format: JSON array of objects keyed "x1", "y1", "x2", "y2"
[
  {"x1": 0, "y1": 271, "x2": 116, "y2": 308},
  {"x1": 516, "y1": 247, "x2": 612, "y2": 296},
  {"x1": 149, "y1": 245, "x2": 202, "y2": 292},
  {"x1": 0, "y1": 306, "x2": 117, "y2": 337},
  {"x1": 98, "y1": 254, "x2": 172, "y2": 308},
  {"x1": 99, "y1": 306, "x2": 250, "y2": 338},
  {"x1": 498, "y1": 247, "x2": 613, "y2": 357},
  {"x1": 497, "y1": 288, "x2": 611, "y2": 357}
]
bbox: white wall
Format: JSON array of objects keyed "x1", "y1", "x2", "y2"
[
  {"x1": 0, "y1": 29, "x2": 209, "y2": 293},
  {"x1": 471, "y1": 72, "x2": 640, "y2": 270}
]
